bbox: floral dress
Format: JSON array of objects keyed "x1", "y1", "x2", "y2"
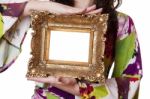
[{"x1": 0, "y1": 0, "x2": 142, "y2": 99}]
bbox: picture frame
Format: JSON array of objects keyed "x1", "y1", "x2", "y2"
[{"x1": 26, "y1": 10, "x2": 108, "y2": 83}]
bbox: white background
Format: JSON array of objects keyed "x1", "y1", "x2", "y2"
[{"x1": 0, "y1": 0, "x2": 149, "y2": 99}]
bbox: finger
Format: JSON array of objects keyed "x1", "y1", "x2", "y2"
[
  {"x1": 86, "y1": 8, "x2": 103, "y2": 15},
  {"x1": 58, "y1": 77, "x2": 77, "y2": 85},
  {"x1": 27, "y1": 77, "x2": 48, "y2": 83},
  {"x1": 67, "y1": 8, "x2": 86, "y2": 15},
  {"x1": 27, "y1": 77, "x2": 62, "y2": 84},
  {"x1": 27, "y1": 77, "x2": 53, "y2": 83},
  {"x1": 86, "y1": 8, "x2": 102, "y2": 14},
  {"x1": 73, "y1": 8, "x2": 86, "y2": 14},
  {"x1": 85, "y1": 5, "x2": 96, "y2": 13}
]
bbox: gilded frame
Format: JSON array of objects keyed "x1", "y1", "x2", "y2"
[{"x1": 26, "y1": 11, "x2": 108, "y2": 83}]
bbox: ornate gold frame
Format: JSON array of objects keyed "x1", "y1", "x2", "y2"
[{"x1": 26, "y1": 11, "x2": 108, "y2": 83}]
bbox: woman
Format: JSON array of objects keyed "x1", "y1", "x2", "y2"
[{"x1": 0, "y1": 0, "x2": 142, "y2": 99}]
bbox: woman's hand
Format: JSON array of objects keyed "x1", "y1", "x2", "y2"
[
  {"x1": 27, "y1": 76, "x2": 80, "y2": 95},
  {"x1": 27, "y1": 76, "x2": 77, "y2": 85},
  {"x1": 85, "y1": 5, "x2": 103, "y2": 14},
  {"x1": 23, "y1": 1, "x2": 102, "y2": 16},
  {"x1": 24, "y1": 0, "x2": 85, "y2": 16}
]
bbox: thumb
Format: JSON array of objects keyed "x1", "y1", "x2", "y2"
[{"x1": 58, "y1": 77, "x2": 77, "y2": 85}]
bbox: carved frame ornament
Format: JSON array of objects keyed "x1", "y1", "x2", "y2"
[{"x1": 26, "y1": 11, "x2": 108, "y2": 83}]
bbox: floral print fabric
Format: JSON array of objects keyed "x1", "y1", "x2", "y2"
[
  {"x1": 78, "y1": 13, "x2": 142, "y2": 99},
  {"x1": 0, "y1": 1, "x2": 142, "y2": 99}
]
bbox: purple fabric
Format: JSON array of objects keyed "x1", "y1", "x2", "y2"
[
  {"x1": 123, "y1": 45, "x2": 142, "y2": 76},
  {"x1": 1, "y1": 2, "x2": 27, "y2": 17},
  {"x1": 48, "y1": 86, "x2": 75, "y2": 99}
]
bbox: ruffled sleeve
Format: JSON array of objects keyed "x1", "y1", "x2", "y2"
[
  {"x1": 78, "y1": 13, "x2": 143, "y2": 99},
  {"x1": 0, "y1": 1, "x2": 31, "y2": 72}
]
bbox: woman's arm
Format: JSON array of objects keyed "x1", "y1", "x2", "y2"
[
  {"x1": 0, "y1": 1, "x2": 30, "y2": 72},
  {"x1": 23, "y1": 0, "x2": 103, "y2": 16},
  {"x1": 23, "y1": 0, "x2": 85, "y2": 16}
]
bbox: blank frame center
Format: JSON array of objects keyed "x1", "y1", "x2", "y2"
[{"x1": 48, "y1": 30, "x2": 90, "y2": 62}]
